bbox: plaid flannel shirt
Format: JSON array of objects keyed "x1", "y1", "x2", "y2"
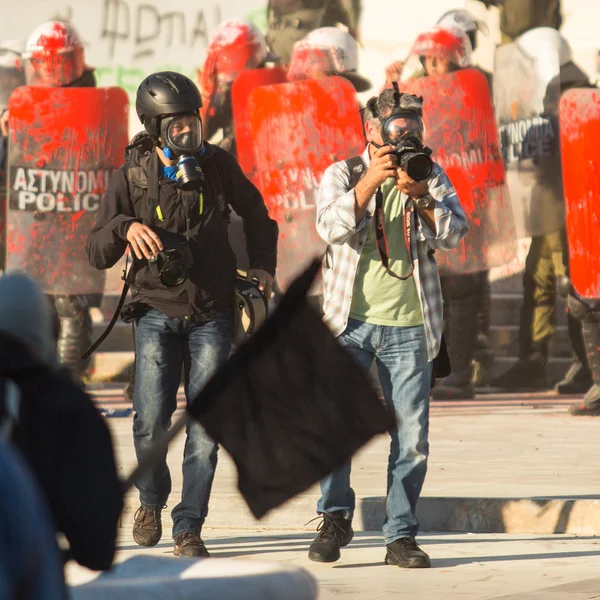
[{"x1": 316, "y1": 146, "x2": 468, "y2": 362}]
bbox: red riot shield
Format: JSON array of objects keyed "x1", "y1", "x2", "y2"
[
  {"x1": 231, "y1": 67, "x2": 288, "y2": 181},
  {"x1": 560, "y1": 89, "x2": 600, "y2": 299},
  {"x1": 246, "y1": 76, "x2": 364, "y2": 293},
  {"x1": 6, "y1": 86, "x2": 129, "y2": 294},
  {"x1": 400, "y1": 68, "x2": 517, "y2": 275}
]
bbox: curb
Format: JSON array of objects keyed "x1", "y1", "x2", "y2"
[{"x1": 119, "y1": 493, "x2": 600, "y2": 536}]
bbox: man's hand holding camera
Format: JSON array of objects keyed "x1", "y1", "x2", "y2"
[
  {"x1": 395, "y1": 168, "x2": 428, "y2": 198},
  {"x1": 395, "y1": 169, "x2": 437, "y2": 233},
  {"x1": 126, "y1": 222, "x2": 163, "y2": 260},
  {"x1": 354, "y1": 145, "x2": 397, "y2": 220}
]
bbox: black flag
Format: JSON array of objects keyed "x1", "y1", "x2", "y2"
[{"x1": 188, "y1": 260, "x2": 394, "y2": 519}]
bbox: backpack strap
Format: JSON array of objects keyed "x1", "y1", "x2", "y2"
[
  {"x1": 345, "y1": 156, "x2": 367, "y2": 190},
  {"x1": 207, "y1": 159, "x2": 231, "y2": 223}
]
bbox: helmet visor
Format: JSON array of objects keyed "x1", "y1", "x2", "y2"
[
  {"x1": 23, "y1": 48, "x2": 84, "y2": 86},
  {"x1": 382, "y1": 113, "x2": 424, "y2": 145},
  {"x1": 162, "y1": 114, "x2": 203, "y2": 154}
]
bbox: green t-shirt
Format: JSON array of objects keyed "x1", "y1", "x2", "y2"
[{"x1": 349, "y1": 178, "x2": 424, "y2": 327}]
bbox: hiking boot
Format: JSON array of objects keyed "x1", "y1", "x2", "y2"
[
  {"x1": 174, "y1": 532, "x2": 210, "y2": 558},
  {"x1": 308, "y1": 511, "x2": 354, "y2": 563},
  {"x1": 133, "y1": 505, "x2": 163, "y2": 547},
  {"x1": 385, "y1": 537, "x2": 431, "y2": 568},
  {"x1": 556, "y1": 362, "x2": 593, "y2": 395},
  {"x1": 490, "y1": 358, "x2": 549, "y2": 391}
]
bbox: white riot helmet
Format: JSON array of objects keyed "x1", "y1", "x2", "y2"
[
  {"x1": 288, "y1": 26, "x2": 371, "y2": 92},
  {"x1": 437, "y1": 9, "x2": 489, "y2": 36},
  {"x1": 516, "y1": 27, "x2": 572, "y2": 68},
  {"x1": 22, "y1": 21, "x2": 88, "y2": 86}
]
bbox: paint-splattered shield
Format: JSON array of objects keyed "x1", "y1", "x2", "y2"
[
  {"x1": 246, "y1": 76, "x2": 364, "y2": 293},
  {"x1": 6, "y1": 86, "x2": 129, "y2": 294},
  {"x1": 232, "y1": 66, "x2": 288, "y2": 180},
  {"x1": 229, "y1": 67, "x2": 287, "y2": 274},
  {"x1": 560, "y1": 88, "x2": 600, "y2": 299},
  {"x1": 401, "y1": 68, "x2": 517, "y2": 275},
  {"x1": 494, "y1": 39, "x2": 563, "y2": 237}
]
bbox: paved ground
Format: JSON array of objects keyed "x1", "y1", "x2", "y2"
[
  {"x1": 71, "y1": 386, "x2": 600, "y2": 597},
  {"x1": 66, "y1": 527, "x2": 600, "y2": 599}
]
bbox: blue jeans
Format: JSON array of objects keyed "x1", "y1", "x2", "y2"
[
  {"x1": 132, "y1": 308, "x2": 233, "y2": 538},
  {"x1": 317, "y1": 319, "x2": 432, "y2": 543}
]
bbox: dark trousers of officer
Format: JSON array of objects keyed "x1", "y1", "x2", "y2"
[
  {"x1": 50, "y1": 295, "x2": 93, "y2": 380},
  {"x1": 567, "y1": 294, "x2": 600, "y2": 404},
  {"x1": 440, "y1": 271, "x2": 492, "y2": 390},
  {"x1": 519, "y1": 229, "x2": 587, "y2": 370}
]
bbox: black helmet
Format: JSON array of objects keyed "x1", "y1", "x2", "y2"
[{"x1": 136, "y1": 71, "x2": 203, "y2": 139}]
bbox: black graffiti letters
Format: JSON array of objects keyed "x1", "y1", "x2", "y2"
[{"x1": 101, "y1": 0, "x2": 222, "y2": 60}]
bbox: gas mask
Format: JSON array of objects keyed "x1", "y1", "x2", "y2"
[
  {"x1": 381, "y1": 110, "x2": 433, "y2": 182},
  {"x1": 160, "y1": 113, "x2": 205, "y2": 191}
]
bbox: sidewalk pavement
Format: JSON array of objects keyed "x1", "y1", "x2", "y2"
[
  {"x1": 90, "y1": 386, "x2": 600, "y2": 536},
  {"x1": 66, "y1": 528, "x2": 600, "y2": 600}
]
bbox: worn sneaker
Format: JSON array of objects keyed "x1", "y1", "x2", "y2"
[
  {"x1": 385, "y1": 537, "x2": 431, "y2": 568},
  {"x1": 174, "y1": 532, "x2": 210, "y2": 558},
  {"x1": 132, "y1": 505, "x2": 163, "y2": 547},
  {"x1": 308, "y1": 511, "x2": 354, "y2": 563}
]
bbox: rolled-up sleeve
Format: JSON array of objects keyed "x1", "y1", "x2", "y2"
[
  {"x1": 316, "y1": 162, "x2": 369, "y2": 246},
  {"x1": 416, "y1": 165, "x2": 468, "y2": 251}
]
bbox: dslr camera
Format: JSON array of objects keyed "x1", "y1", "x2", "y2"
[
  {"x1": 148, "y1": 238, "x2": 193, "y2": 290},
  {"x1": 394, "y1": 138, "x2": 434, "y2": 182}
]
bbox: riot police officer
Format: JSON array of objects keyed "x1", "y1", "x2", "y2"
[{"x1": 266, "y1": 0, "x2": 362, "y2": 65}]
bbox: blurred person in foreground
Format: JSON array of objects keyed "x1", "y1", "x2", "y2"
[
  {"x1": 0, "y1": 439, "x2": 67, "y2": 599},
  {"x1": 0, "y1": 271, "x2": 123, "y2": 571}
]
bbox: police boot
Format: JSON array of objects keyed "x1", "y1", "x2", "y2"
[
  {"x1": 432, "y1": 295, "x2": 478, "y2": 400},
  {"x1": 471, "y1": 273, "x2": 494, "y2": 388},
  {"x1": 570, "y1": 318, "x2": 600, "y2": 416},
  {"x1": 54, "y1": 295, "x2": 93, "y2": 381},
  {"x1": 490, "y1": 339, "x2": 549, "y2": 391},
  {"x1": 556, "y1": 313, "x2": 593, "y2": 394}
]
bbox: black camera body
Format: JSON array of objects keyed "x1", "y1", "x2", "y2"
[
  {"x1": 148, "y1": 239, "x2": 194, "y2": 291},
  {"x1": 395, "y1": 138, "x2": 434, "y2": 182}
]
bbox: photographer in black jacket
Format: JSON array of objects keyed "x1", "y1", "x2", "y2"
[{"x1": 86, "y1": 71, "x2": 278, "y2": 558}]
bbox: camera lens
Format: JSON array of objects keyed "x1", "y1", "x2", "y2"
[
  {"x1": 160, "y1": 265, "x2": 188, "y2": 288},
  {"x1": 402, "y1": 152, "x2": 433, "y2": 182}
]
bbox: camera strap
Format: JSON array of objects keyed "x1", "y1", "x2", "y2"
[
  {"x1": 80, "y1": 255, "x2": 139, "y2": 361},
  {"x1": 374, "y1": 187, "x2": 414, "y2": 280}
]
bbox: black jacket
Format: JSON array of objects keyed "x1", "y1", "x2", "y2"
[
  {"x1": 0, "y1": 335, "x2": 123, "y2": 571},
  {"x1": 86, "y1": 142, "x2": 278, "y2": 320}
]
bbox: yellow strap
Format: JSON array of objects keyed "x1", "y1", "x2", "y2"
[
  {"x1": 156, "y1": 205, "x2": 163, "y2": 221},
  {"x1": 199, "y1": 191, "x2": 204, "y2": 215}
]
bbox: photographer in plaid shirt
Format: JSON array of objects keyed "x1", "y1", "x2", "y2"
[{"x1": 308, "y1": 88, "x2": 467, "y2": 568}]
